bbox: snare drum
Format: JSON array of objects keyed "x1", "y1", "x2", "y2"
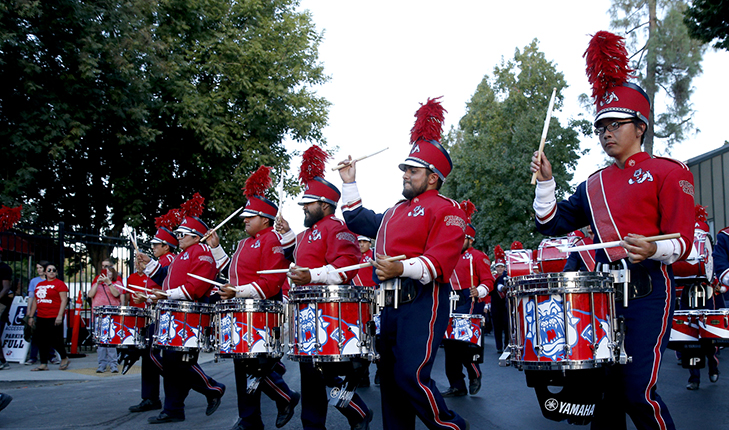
[
  {"x1": 698, "y1": 309, "x2": 729, "y2": 343},
  {"x1": 669, "y1": 310, "x2": 701, "y2": 343},
  {"x1": 506, "y1": 249, "x2": 537, "y2": 277},
  {"x1": 94, "y1": 306, "x2": 149, "y2": 348},
  {"x1": 153, "y1": 300, "x2": 214, "y2": 351},
  {"x1": 444, "y1": 313, "x2": 484, "y2": 346},
  {"x1": 288, "y1": 285, "x2": 376, "y2": 362},
  {"x1": 214, "y1": 299, "x2": 284, "y2": 359},
  {"x1": 506, "y1": 272, "x2": 618, "y2": 370},
  {"x1": 536, "y1": 237, "x2": 574, "y2": 274}
]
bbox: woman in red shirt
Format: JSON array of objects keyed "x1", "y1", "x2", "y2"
[{"x1": 27, "y1": 264, "x2": 70, "y2": 371}]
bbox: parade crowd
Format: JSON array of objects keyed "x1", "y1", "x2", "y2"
[{"x1": 2, "y1": 31, "x2": 729, "y2": 430}]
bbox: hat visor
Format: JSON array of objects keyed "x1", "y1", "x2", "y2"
[
  {"x1": 594, "y1": 111, "x2": 634, "y2": 125},
  {"x1": 174, "y1": 226, "x2": 199, "y2": 236},
  {"x1": 150, "y1": 238, "x2": 163, "y2": 244},
  {"x1": 398, "y1": 159, "x2": 428, "y2": 172},
  {"x1": 298, "y1": 195, "x2": 322, "y2": 205},
  {"x1": 240, "y1": 210, "x2": 259, "y2": 218},
  {"x1": 493, "y1": 263, "x2": 505, "y2": 267}
]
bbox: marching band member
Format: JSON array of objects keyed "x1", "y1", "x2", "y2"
[
  {"x1": 530, "y1": 32, "x2": 694, "y2": 430},
  {"x1": 489, "y1": 246, "x2": 509, "y2": 354},
  {"x1": 338, "y1": 98, "x2": 470, "y2": 430},
  {"x1": 353, "y1": 236, "x2": 377, "y2": 288},
  {"x1": 441, "y1": 200, "x2": 494, "y2": 398},
  {"x1": 276, "y1": 145, "x2": 373, "y2": 430},
  {"x1": 208, "y1": 166, "x2": 300, "y2": 430},
  {"x1": 127, "y1": 225, "x2": 177, "y2": 413},
  {"x1": 140, "y1": 196, "x2": 226, "y2": 424}
]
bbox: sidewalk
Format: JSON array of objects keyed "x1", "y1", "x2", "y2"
[{"x1": 0, "y1": 349, "x2": 218, "y2": 383}]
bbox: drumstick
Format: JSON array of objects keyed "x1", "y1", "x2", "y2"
[
  {"x1": 328, "y1": 255, "x2": 407, "y2": 275},
  {"x1": 186, "y1": 272, "x2": 227, "y2": 288},
  {"x1": 530, "y1": 88, "x2": 557, "y2": 185},
  {"x1": 331, "y1": 147, "x2": 389, "y2": 171},
  {"x1": 201, "y1": 205, "x2": 245, "y2": 242},
  {"x1": 558, "y1": 233, "x2": 681, "y2": 253},
  {"x1": 127, "y1": 283, "x2": 170, "y2": 296},
  {"x1": 276, "y1": 169, "x2": 285, "y2": 218},
  {"x1": 130, "y1": 228, "x2": 139, "y2": 253},
  {"x1": 257, "y1": 266, "x2": 310, "y2": 274}
]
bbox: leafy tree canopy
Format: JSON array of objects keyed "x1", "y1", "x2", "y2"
[
  {"x1": 609, "y1": 0, "x2": 706, "y2": 154},
  {"x1": 0, "y1": 0, "x2": 328, "y2": 253},
  {"x1": 442, "y1": 39, "x2": 590, "y2": 252},
  {"x1": 683, "y1": 0, "x2": 729, "y2": 50}
]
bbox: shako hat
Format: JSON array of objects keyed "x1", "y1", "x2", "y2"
[
  {"x1": 584, "y1": 31, "x2": 650, "y2": 126},
  {"x1": 241, "y1": 166, "x2": 278, "y2": 220},
  {"x1": 399, "y1": 97, "x2": 453, "y2": 181},
  {"x1": 298, "y1": 145, "x2": 341, "y2": 206}
]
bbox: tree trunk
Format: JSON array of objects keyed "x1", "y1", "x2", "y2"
[{"x1": 644, "y1": 0, "x2": 658, "y2": 155}]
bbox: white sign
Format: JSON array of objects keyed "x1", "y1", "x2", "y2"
[{"x1": 1, "y1": 296, "x2": 31, "y2": 363}]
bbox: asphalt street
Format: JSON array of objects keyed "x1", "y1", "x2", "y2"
[{"x1": 0, "y1": 333, "x2": 727, "y2": 430}]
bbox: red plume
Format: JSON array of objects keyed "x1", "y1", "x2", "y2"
[
  {"x1": 0, "y1": 205, "x2": 23, "y2": 232},
  {"x1": 584, "y1": 31, "x2": 634, "y2": 103},
  {"x1": 155, "y1": 209, "x2": 182, "y2": 230},
  {"x1": 180, "y1": 193, "x2": 205, "y2": 218},
  {"x1": 695, "y1": 204, "x2": 708, "y2": 222},
  {"x1": 459, "y1": 200, "x2": 477, "y2": 223},
  {"x1": 244, "y1": 166, "x2": 273, "y2": 198},
  {"x1": 410, "y1": 97, "x2": 446, "y2": 144},
  {"x1": 511, "y1": 241, "x2": 523, "y2": 250},
  {"x1": 299, "y1": 145, "x2": 330, "y2": 184},
  {"x1": 494, "y1": 245, "x2": 505, "y2": 261}
]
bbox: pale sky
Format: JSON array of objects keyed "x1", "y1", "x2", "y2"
[{"x1": 279, "y1": 0, "x2": 729, "y2": 232}]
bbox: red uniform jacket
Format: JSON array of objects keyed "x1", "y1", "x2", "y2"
[
  {"x1": 449, "y1": 247, "x2": 494, "y2": 301},
  {"x1": 125, "y1": 272, "x2": 149, "y2": 309},
  {"x1": 353, "y1": 248, "x2": 377, "y2": 287},
  {"x1": 374, "y1": 190, "x2": 466, "y2": 283},
  {"x1": 292, "y1": 214, "x2": 360, "y2": 284},
  {"x1": 147, "y1": 252, "x2": 175, "y2": 289},
  {"x1": 229, "y1": 226, "x2": 288, "y2": 299},
  {"x1": 163, "y1": 243, "x2": 217, "y2": 301}
]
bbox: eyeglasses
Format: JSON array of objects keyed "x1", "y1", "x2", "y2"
[
  {"x1": 594, "y1": 120, "x2": 633, "y2": 136},
  {"x1": 175, "y1": 232, "x2": 193, "y2": 239},
  {"x1": 46, "y1": 268, "x2": 57, "y2": 273}
]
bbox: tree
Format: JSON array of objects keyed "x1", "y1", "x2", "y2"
[
  {"x1": 683, "y1": 0, "x2": 729, "y2": 50},
  {"x1": 609, "y1": 0, "x2": 706, "y2": 155},
  {"x1": 442, "y1": 40, "x2": 590, "y2": 251},
  {"x1": 0, "y1": 0, "x2": 329, "y2": 259}
]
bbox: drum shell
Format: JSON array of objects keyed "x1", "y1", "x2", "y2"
[
  {"x1": 506, "y1": 272, "x2": 617, "y2": 370},
  {"x1": 94, "y1": 305, "x2": 149, "y2": 348},
  {"x1": 673, "y1": 230, "x2": 713, "y2": 282},
  {"x1": 537, "y1": 237, "x2": 573, "y2": 274},
  {"x1": 153, "y1": 300, "x2": 214, "y2": 351},
  {"x1": 444, "y1": 313, "x2": 484, "y2": 347},
  {"x1": 288, "y1": 285, "x2": 375, "y2": 362},
  {"x1": 506, "y1": 249, "x2": 537, "y2": 277},
  {"x1": 214, "y1": 298, "x2": 284, "y2": 359},
  {"x1": 698, "y1": 310, "x2": 729, "y2": 343},
  {"x1": 669, "y1": 310, "x2": 701, "y2": 343}
]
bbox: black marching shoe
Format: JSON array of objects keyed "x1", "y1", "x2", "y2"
[
  {"x1": 147, "y1": 412, "x2": 184, "y2": 424},
  {"x1": 469, "y1": 378, "x2": 481, "y2": 395},
  {"x1": 129, "y1": 398, "x2": 162, "y2": 413},
  {"x1": 206, "y1": 385, "x2": 226, "y2": 416},
  {"x1": 275, "y1": 391, "x2": 300, "y2": 428},
  {"x1": 351, "y1": 409, "x2": 374, "y2": 430},
  {"x1": 686, "y1": 381, "x2": 700, "y2": 390},
  {"x1": 710, "y1": 371, "x2": 720, "y2": 383},
  {"x1": 441, "y1": 387, "x2": 467, "y2": 397}
]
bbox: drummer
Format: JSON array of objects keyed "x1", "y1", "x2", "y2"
[
  {"x1": 337, "y1": 97, "x2": 470, "y2": 430},
  {"x1": 140, "y1": 215, "x2": 227, "y2": 424},
  {"x1": 441, "y1": 201, "x2": 494, "y2": 398},
  {"x1": 207, "y1": 167, "x2": 300, "y2": 430},
  {"x1": 127, "y1": 226, "x2": 177, "y2": 414},
  {"x1": 352, "y1": 235, "x2": 379, "y2": 387},
  {"x1": 276, "y1": 145, "x2": 373, "y2": 430},
  {"x1": 530, "y1": 31, "x2": 694, "y2": 430}
]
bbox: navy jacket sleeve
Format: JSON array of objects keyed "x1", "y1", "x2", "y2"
[
  {"x1": 342, "y1": 205, "x2": 384, "y2": 239},
  {"x1": 535, "y1": 181, "x2": 592, "y2": 238}
]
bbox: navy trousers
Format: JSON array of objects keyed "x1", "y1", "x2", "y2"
[
  {"x1": 234, "y1": 359, "x2": 296, "y2": 428},
  {"x1": 379, "y1": 281, "x2": 468, "y2": 430},
  {"x1": 160, "y1": 350, "x2": 225, "y2": 418},
  {"x1": 299, "y1": 361, "x2": 369, "y2": 429},
  {"x1": 591, "y1": 263, "x2": 675, "y2": 430}
]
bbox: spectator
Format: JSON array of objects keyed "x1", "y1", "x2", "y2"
[
  {"x1": 27, "y1": 263, "x2": 70, "y2": 371},
  {"x1": 25, "y1": 261, "x2": 51, "y2": 365},
  {"x1": 88, "y1": 266, "x2": 122, "y2": 373}
]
